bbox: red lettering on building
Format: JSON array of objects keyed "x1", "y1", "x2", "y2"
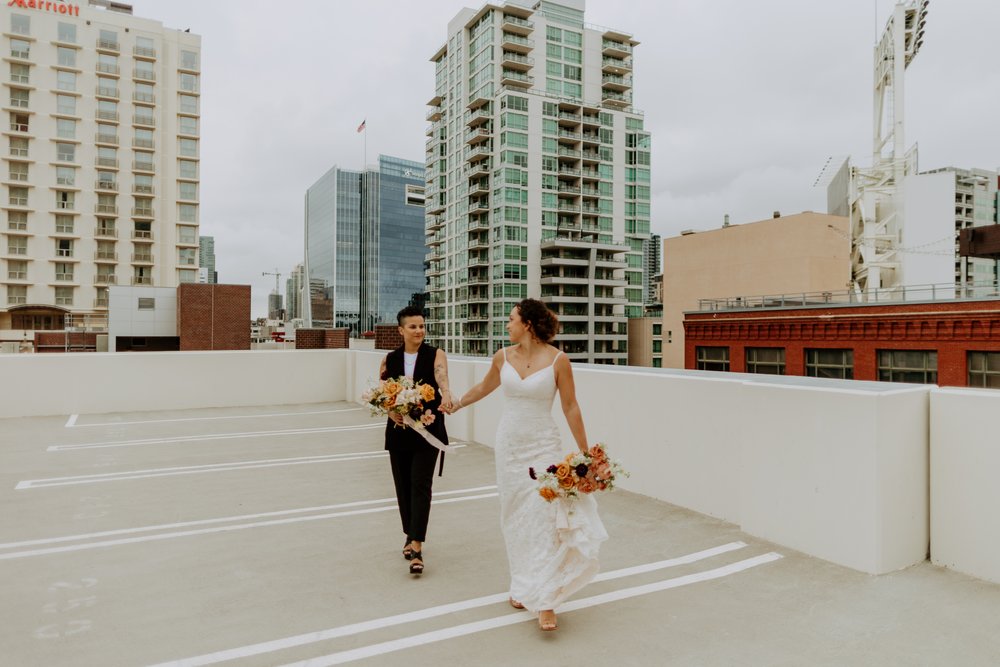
[{"x1": 6, "y1": 0, "x2": 80, "y2": 17}]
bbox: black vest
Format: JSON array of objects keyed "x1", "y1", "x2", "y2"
[{"x1": 382, "y1": 343, "x2": 449, "y2": 455}]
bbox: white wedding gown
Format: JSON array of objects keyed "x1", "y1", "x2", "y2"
[{"x1": 495, "y1": 350, "x2": 608, "y2": 612}]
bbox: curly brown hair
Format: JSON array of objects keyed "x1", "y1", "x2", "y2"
[{"x1": 515, "y1": 298, "x2": 559, "y2": 343}]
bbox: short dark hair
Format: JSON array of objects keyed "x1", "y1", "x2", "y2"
[
  {"x1": 516, "y1": 298, "x2": 559, "y2": 343},
  {"x1": 396, "y1": 305, "x2": 424, "y2": 326}
]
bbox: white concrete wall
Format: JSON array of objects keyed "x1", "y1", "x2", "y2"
[
  {"x1": 0, "y1": 350, "x2": 346, "y2": 418},
  {"x1": 0, "y1": 348, "x2": 956, "y2": 577},
  {"x1": 930, "y1": 387, "x2": 1000, "y2": 584},
  {"x1": 108, "y1": 286, "x2": 178, "y2": 349}
]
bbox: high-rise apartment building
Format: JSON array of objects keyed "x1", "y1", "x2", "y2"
[
  {"x1": 285, "y1": 262, "x2": 304, "y2": 321},
  {"x1": 199, "y1": 235, "x2": 216, "y2": 284},
  {"x1": 1, "y1": 1, "x2": 201, "y2": 341},
  {"x1": 425, "y1": 0, "x2": 651, "y2": 364},
  {"x1": 304, "y1": 155, "x2": 426, "y2": 335}
]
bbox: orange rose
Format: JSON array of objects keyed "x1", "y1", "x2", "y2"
[
  {"x1": 539, "y1": 487, "x2": 558, "y2": 502},
  {"x1": 420, "y1": 384, "x2": 436, "y2": 402},
  {"x1": 555, "y1": 463, "x2": 572, "y2": 480},
  {"x1": 577, "y1": 477, "x2": 596, "y2": 494},
  {"x1": 589, "y1": 444, "x2": 606, "y2": 461},
  {"x1": 559, "y1": 475, "x2": 575, "y2": 489}
]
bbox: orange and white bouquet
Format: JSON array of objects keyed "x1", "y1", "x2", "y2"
[
  {"x1": 530, "y1": 443, "x2": 628, "y2": 502},
  {"x1": 362, "y1": 376, "x2": 438, "y2": 429}
]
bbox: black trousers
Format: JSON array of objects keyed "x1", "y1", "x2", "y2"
[{"x1": 388, "y1": 443, "x2": 439, "y2": 543}]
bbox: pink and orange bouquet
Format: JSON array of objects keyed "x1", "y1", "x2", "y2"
[
  {"x1": 530, "y1": 443, "x2": 628, "y2": 502},
  {"x1": 362, "y1": 376, "x2": 437, "y2": 429}
]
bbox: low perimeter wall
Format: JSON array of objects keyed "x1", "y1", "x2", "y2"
[
  {"x1": 352, "y1": 350, "x2": 930, "y2": 576},
  {"x1": 930, "y1": 387, "x2": 1000, "y2": 584},
  {"x1": 10, "y1": 349, "x2": 994, "y2": 581},
  {"x1": 0, "y1": 349, "x2": 347, "y2": 418}
]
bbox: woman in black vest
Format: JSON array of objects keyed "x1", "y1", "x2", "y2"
[{"x1": 379, "y1": 305, "x2": 453, "y2": 575}]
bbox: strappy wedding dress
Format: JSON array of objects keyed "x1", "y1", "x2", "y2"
[{"x1": 494, "y1": 348, "x2": 608, "y2": 612}]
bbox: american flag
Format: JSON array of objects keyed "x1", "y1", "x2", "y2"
[{"x1": 357, "y1": 119, "x2": 366, "y2": 133}]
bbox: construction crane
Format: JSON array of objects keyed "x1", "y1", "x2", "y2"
[{"x1": 262, "y1": 268, "x2": 281, "y2": 295}]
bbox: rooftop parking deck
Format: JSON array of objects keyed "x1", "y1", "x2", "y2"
[{"x1": 3, "y1": 399, "x2": 1000, "y2": 666}]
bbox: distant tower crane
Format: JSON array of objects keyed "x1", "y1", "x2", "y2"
[{"x1": 262, "y1": 268, "x2": 282, "y2": 295}]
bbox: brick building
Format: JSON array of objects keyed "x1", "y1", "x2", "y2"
[{"x1": 685, "y1": 293, "x2": 1000, "y2": 388}]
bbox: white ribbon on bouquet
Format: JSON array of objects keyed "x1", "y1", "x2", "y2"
[{"x1": 401, "y1": 415, "x2": 449, "y2": 453}]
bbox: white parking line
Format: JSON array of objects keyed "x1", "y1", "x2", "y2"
[
  {"x1": 48, "y1": 423, "x2": 385, "y2": 452},
  {"x1": 0, "y1": 485, "x2": 498, "y2": 551},
  {"x1": 0, "y1": 489, "x2": 495, "y2": 561},
  {"x1": 17, "y1": 445, "x2": 466, "y2": 491},
  {"x1": 64, "y1": 414, "x2": 78, "y2": 428},
  {"x1": 68, "y1": 407, "x2": 364, "y2": 428},
  {"x1": 148, "y1": 542, "x2": 759, "y2": 667},
  {"x1": 278, "y1": 553, "x2": 784, "y2": 667}
]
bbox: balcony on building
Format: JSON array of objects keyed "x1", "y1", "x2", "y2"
[
  {"x1": 466, "y1": 145, "x2": 492, "y2": 163},
  {"x1": 94, "y1": 250, "x2": 118, "y2": 263},
  {"x1": 96, "y1": 37, "x2": 120, "y2": 53},
  {"x1": 501, "y1": 51, "x2": 533, "y2": 71},
  {"x1": 602, "y1": 73, "x2": 633, "y2": 92},
  {"x1": 500, "y1": 33, "x2": 533, "y2": 54},
  {"x1": 500, "y1": 70, "x2": 532, "y2": 88},
  {"x1": 602, "y1": 56, "x2": 633, "y2": 74},
  {"x1": 466, "y1": 107, "x2": 492, "y2": 127},
  {"x1": 465, "y1": 127, "x2": 492, "y2": 145},
  {"x1": 602, "y1": 90, "x2": 632, "y2": 108},
  {"x1": 425, "y1": 106, "x2": 443, "y2": 122}
]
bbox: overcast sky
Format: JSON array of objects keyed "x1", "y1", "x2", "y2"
[{"x1": 128, "y1": 0, "x2": 1000, "y2": 317}]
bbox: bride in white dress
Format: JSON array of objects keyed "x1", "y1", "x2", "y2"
[{"x1": 452, "y1": 299, "x2": 607, "y2": 631}]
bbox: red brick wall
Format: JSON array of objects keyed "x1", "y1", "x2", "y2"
[
  {"x1": 177, "y1": 284, "x2": 251, "y2": 351},
  {"x1": 684, "y1": 299, "x2": 1000, "y2": 387},
  {"x1": 33, "y1": 331, "x2": 98, "y2": 353},
  {"x1": 294, "y1": 328, "x2": 349, "y2": 349},
  {"x1": 374, "y1": 324, "x2": 402, "y2": 351}
]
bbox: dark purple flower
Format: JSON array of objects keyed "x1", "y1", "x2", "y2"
[
  {"x1": 547, "y1": 465, "x2": 558, "y2": 474},
  {"x1": 575, "y1": 463, "x2": 589, "y2": 477},
  {"x1": 529, "y1": 467, "x2": 537, "y2": 480}
]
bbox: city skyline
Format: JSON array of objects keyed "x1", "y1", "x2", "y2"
[{"x1": 126, "y1": 0, "x2": 1000, "y2": 318}]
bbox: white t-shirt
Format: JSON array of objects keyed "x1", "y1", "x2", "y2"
[{"x1": 403, "y1": 351, "x2": 418, "y2": 378}]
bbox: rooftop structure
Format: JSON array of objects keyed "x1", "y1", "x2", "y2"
[{"x1": 2, "y1": 349, "x2": 1000, "y2": 663}]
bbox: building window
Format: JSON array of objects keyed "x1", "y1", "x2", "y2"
[
  {"x1": 7, "y1": 236, "x2": 27, "y2": 255},
  {"x1": 746, "y1": 347, "x2": 786, "y2": 375},
  {"x1": 877, "y1": 350, "x2": 937, "y2": 384},
  {"x1": 57, "y1": 21, "x2": 76, "y2": 43},
  {"x1": 8, "y1": 187, "x2": 28, "y2": 206},
  {"x1": 10, "y1": 88, "x2": 29, "y2": 109},
  {"x1": 7, "y1": 210, "x2": 27, "y2": 230},
  {"x1": 6, "y1": 285, "x2": 27, "y2": 305},
  {"x1": 179, "y1": 72, "x2": 199, "y2": 93},
  {"x1": 178, "y1": 115, "x2": 198, "y2": 135},
  {"x1": 57, "y1": 46, "x2": 76, "y2": 67},
  {"x1": 56, "y1": 143, "x2": 76, "y2": 162},
  {"x1": 178, "y1": 182, "x2": 198, "y2": 201},
  {"x1": 652, "y1": 358, "x2": 662, "y2": 368},
  {"x1": 180, "y1": 50, "x2": 200, "y2": 70},
  {"x1": 56, "y1": 239, "x2": 73, "y2": 258},
  {"x1": 7, "y1": 260, "x2": 27, "y2": 280},
  {"x1": 9, "y1": 137, "x2": 28, "y2": 157},
  {"x1": 55, "y1": 215, "x2": 74, "y2": 234},
  {"x1": 56, "y1": 70, "x2": 76, "y2": 92},
  {"x1": 137, "y1": 297, "x2": 155, "y2": 310},
  {"x1": 56, "y1": 94, "x2": 76, "y2": 115},
  {"x1": 55, "y1": 166, "x2": 75, "y2": 186},
  {"x1": 10, "y1": 63, "x2": 31, "y2": 83},
  {"x1": 10, "y1": 111, "x2": 29, "y2": 132},
  {"x1": 179, "y1": 94, "x2": 199, "y2": 114},
  {"x1": 696, "y1": 346, "x2": 730, "y2": 372},
  {"x1": 10, "y1": 13, "x2": 30, "y2": 36},
  {"x1": 178, "y1": 160, "x2": 198, "y2": 179},
  {"x1": 968, "y1": 351, "x2": 1000, "y2": 389},
  {"x1": 8, "y1": 161, "x2": 28, "y2": 182},
  {"x1": 56, "y1": 118, "x2": 76, "y2": 140},
  {"x1": 806, "y1": 349, "x2": 854, "y2": 379},
  {"x1": 652, "y1": 340, "x2": 662, "y2": 353},
  {"x1": 10, "y1": 38, "x2": 30, "y2": 59},
  {"x1": 55, "y1": 190, "x2": 74, "y2": 209},
  {"x1": 55, "y1": 286, "x2": 73, "y2": 306},
  {"x1": 54, "y1": 262, "x2": 74, "y2": 282},
  {"x1": 652, "y1": 323, "x2": 662, "y2": 336}
]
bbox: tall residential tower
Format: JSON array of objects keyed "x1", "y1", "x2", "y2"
[
  {"x1": 425, "y1": 0, "x2": 651, "y2": 363},
  {"x1": 2, "y1": 1, "x2": 201, "y2": 341}
]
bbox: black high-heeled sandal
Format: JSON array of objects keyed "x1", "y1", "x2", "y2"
[
  {"x1": 409, "y1": 551, "x2": 424, "y2": 574},
  {"x1": 403, "y1": 540, "x2": 414, "y2": 560}
]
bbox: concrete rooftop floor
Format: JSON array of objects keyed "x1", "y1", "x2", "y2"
[{"x1": 2, "y1": 401, "x2": 1000, "y2": 666}]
